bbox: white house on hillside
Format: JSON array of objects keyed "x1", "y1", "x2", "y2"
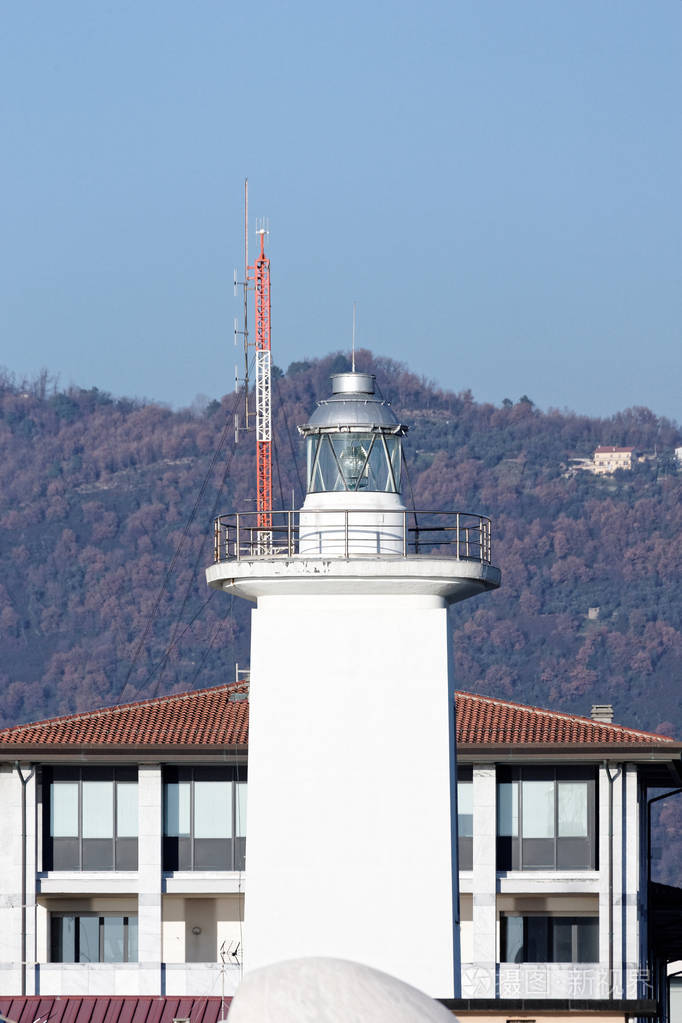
[{"x1": 593, "y1": 447, "x2": 635, "y2": 474}]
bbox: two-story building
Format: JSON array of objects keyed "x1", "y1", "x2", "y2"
[
  {"x1": 1, "y1": 681, "x2": 680, "y2": 1020},
  {"x1": 592, "y1": 447, "x2": 635, "y2": 474},
  {"x1": 0, "y1": 683, "x2": 248, "y2": 999}
]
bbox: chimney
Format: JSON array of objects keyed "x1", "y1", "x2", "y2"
[{"x1": 591, "y1": 703, "x2": 614, "y2": 724}]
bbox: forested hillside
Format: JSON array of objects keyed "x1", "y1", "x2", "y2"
[{"x1": 1, "y1": 352, "x2": 681, "y2": 875}]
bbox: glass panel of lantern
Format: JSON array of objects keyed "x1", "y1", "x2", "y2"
[
  {"x1": 364, "y1": 435, "x2": 392, "y2": 491},
  {"x1": 387, "y1": 435, "x2": 402, "y2": 491},
  {"x1": 332, "y1": 434, "x2": 369, "y2": 490},
  {"x1": 312, "y1": 436, "x2": 345, "y2": 492}
]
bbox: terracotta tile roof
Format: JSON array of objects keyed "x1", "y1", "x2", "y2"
[
  {"x1": 0, "y1": 682, "x2": 248, "y2": 749},
  {"x1": 0, "y1": 683, "x2": 676, "y2": 752},
  {"x1": 594, "y1": 446, "x2": 634, "y2": 454},
  {"x1": 0, "y1": 996, "x2": 231, "y2": 1023},
  {"x1": 454, "y1": 691, "x2": 677, "y2": 747}
]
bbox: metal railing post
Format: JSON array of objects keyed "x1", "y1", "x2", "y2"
[{"x1": 215, "y1": 507, "x2": 492, "y2": 565}]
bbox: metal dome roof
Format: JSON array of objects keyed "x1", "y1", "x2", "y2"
[{"x1": 300, "y1": 372, "x2": 407, "y2": 434}]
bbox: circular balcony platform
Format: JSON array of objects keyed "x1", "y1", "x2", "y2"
[
  {"x1": 206, "y1": 553, "x2": 500, "y2": 603},
  {"x1": 207, "y1": 508, "x2": 501, "y2": 604}
]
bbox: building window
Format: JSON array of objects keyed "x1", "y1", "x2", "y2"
[
  {"x1": 496, "y1": 767, "x2": 596, "y2": 870},
  {"x1": 163, "y1": 766, "x2": 247, "y2": 871},
  {"x1": 457, "y1": 767, "x2": 473, "y2": 870},
  {"x1": 43, "y1": 767, "x2": 138, "y2": 871},
  {"x1": 501, "y1": 915, "x2": 598, "y2": 963},
  {"x1": 50, "y1": 913, "x2": 138, "y2": 962}
]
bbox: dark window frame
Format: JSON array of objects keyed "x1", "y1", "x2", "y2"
[
  {"x1": 496, "y1": 766, "x2": 598, "y2": 871},
  {"x1": 163, "y1": 765, "x2": 247, "y2": 872},
  {"x1": 500, "y1": 914, "x2": 599, "y2": 964},
  {"x1": 50, "y1": 911, "x2": 138, "y2": 963},
  {"x1": 43, "y1": 766, "x2": 138, "y2": 872},
  {"x1": 457, "y1": 766, "x2": 473, "y2": 870}
]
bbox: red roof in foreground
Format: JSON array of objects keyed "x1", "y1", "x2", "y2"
[
  {"x1": 0, "y1": 682, "x2": 249, "y2": 749},
  {"x1": 0, "y1": 997, "x2": 230, "y2": 1023},
  {"x1": 455, "y1": 692, "x2": 676, "y2": 747},
  {"x1": 0, "y1": 682, "x2": 676, "y2": 751}
]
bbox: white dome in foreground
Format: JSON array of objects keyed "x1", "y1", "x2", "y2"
[{"x1": 228, "y1": 957, "x2": 458, "y2": 1023}]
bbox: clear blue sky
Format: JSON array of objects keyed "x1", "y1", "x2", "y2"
[{"x1": 1, "y1": 1, "x2": 680, "y2": 420}]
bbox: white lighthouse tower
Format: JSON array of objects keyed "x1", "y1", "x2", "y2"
[{"x1": 207, "y1": 370, "x2": 500, "y2": 998}]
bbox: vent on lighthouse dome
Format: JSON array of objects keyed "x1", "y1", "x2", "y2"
[{"x1": 330, "y1": 371, "x2": 375, "y2": 394}]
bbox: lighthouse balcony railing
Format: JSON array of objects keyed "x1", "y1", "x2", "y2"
[{"x1": 213, "y1": 510, "x2": 493, "y2": 564}]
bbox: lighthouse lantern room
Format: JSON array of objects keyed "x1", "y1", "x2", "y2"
[
  {"x1": 298, "y1": 371, "x2": 407, "y2": 556},
  {"x1": 207, "y1": 369, "x2": 500, "y2": 998}
]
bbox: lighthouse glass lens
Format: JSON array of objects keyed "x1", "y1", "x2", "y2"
[
  {"x1": 336, "y1": 435, "x2": 371, "y2": 490},
  {"x1": 308, "y1": 433, "x2": 402, "y2": 492}
]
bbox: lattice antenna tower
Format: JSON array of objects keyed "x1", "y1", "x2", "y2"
[
  {"x1": 232, "y1": 183, "x2": 273, "y2": 539},
  {"x1": 248, "y1": 219, "x2": 273, "y2": 535}
]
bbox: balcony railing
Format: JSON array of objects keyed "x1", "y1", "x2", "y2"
[{"x1": 213, "y1": 509, "x2": 493, "y2": 564}]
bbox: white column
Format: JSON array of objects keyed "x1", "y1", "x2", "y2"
[
  {"x1": 598, "y1": 763, "x2": 624, "y2": 999},
  {"x1": 245, "y1": 593, "x2": 459, "y2": 997},
  {"x1": 138, "y1": 764, "x2": 163, "y2": 993},
  {"x1": 24, "y1": 768, "x2": 38, "y2": 995},
  {"x1": 612, "y1": 766, "x2": 624, "y2": 998},
  {"x1": 623, "y1": 764, "x2": 640, "y2": 998},
  {"x1": 468, "y1": 764, "x2": 497, "y2": 997},
  {"x1": 0, "y1": 765, "x2": 22, "y2": 994},
  {"x1": 639, "y1": 770, "x2": 650, "y2": 986},
  {"x1": 598, "y1": 766, "x2": 609, "y2": 995},
  {"x1": 0, "y1": 764, "x2": 37, "y2": 994}
]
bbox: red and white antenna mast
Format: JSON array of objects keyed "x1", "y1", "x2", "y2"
[
  {"x1": 234, "y1": 181, "x2": 273, "y2": 543},
  {"x1": 248, "y1": 225, "x2": 272, "y2": 536}
]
